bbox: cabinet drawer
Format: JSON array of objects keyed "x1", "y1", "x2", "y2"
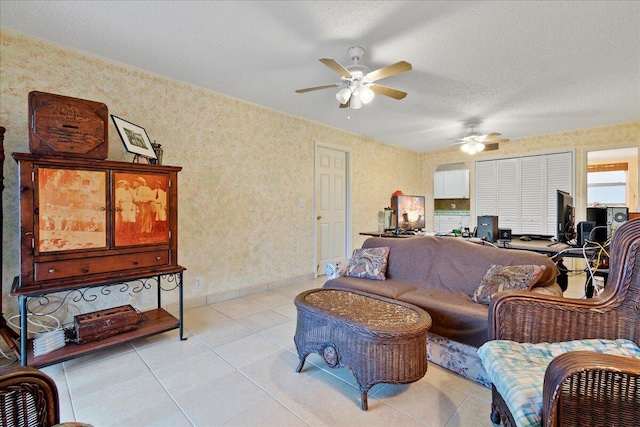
[{"x1": 34, "y1": 251, "x2": 169, "y2": 281}]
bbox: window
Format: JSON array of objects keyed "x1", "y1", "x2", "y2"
[{"x1": 587, "y1": 163, "x2": 628, "y2": 206}]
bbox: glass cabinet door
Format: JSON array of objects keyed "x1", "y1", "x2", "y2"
[
  {"x1": 35, "y1": 166, "x2": 107, "y2": 253},
  {"x1": 113, "y1": 171, "x2": 169, "y2": 247}
]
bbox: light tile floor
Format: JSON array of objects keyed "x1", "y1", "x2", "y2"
[{"x1": 2, "y1": 273, "x2": 589, "y2": 426}]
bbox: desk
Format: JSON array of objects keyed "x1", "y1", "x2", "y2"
[
  {"x1": 359, "y1": 231, "x2": 421, "y2": 238},
  {"x1": 488, "y1": 239, "x2": 606, "y2": 295}
]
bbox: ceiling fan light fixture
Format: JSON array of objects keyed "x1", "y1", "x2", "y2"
[
  {"x1": 336, "y1": 87, "x2": 352, "y2": 104},
  {"x1": 296, "y1": 46, "x2": 411, "y2": 109},
  {"x1": 349, "y1": 95, "x2": 363, "y2": 109},
  {"x1": 359, "y1": 86, "x2": 375, "y2": 104},
  {"x1": 461, "y1": 140, "x2": 485, "y2": 155}
]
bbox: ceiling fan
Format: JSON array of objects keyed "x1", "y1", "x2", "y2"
[
  {"x1": 452, "y1": 122, "x2": 509, "y2": 154},
  {"x1": 295, "y1": 46, "x2": 412, "y2": 109}
]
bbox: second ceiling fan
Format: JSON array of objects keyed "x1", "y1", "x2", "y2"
[
  {"x1": 453, "y1": 122, "x2": 510, "y2": 154},
  {"x1": 295, "y1": 46, "x2": 412, "y2": 109}
]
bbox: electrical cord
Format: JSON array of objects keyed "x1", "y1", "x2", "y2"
[
  {"x1": 7, "y1": 312, "x2": 61, "y2": 335},
  {"x1": 0, "y1": 313, "x2": 62, "y2": 360},
  {"x1": 582, "y1": 237, "x2": 611, "y2": 297}
]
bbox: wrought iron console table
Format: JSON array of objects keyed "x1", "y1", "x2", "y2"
[{"x1": 12, "y1": 266, "x2": 185, "y2": 367}]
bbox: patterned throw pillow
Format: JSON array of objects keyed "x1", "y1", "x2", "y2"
[
  {"x1": 343, "y1": 247, "x2": 390, "y2": 281},
  {"x1": 471, "y1": 264, "x2": 546, "y2": 304}
]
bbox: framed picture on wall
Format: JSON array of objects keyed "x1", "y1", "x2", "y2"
[{"x1": 111, "y1": 115, "x2": 157, "y2": 160}]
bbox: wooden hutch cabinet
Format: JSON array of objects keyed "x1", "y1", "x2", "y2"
[{"x1": 12, "y1": 153, "x2": 185, "y2": 366}]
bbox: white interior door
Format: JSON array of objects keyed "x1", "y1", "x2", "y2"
[{"x1": 315, "y1": 145, "x2": 347, "y2": 276}]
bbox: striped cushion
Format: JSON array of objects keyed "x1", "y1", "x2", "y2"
[{"x1": 477, "y1": 339, "x2": 640, "y2": 427}]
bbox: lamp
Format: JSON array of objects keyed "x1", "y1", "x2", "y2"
[
  {"x1": 459, "y1": 122, "x2": 486, "y2": 155},
  {"x1": 349, "y1": 94, "x2": 363, "y2": 109},
  {"x1": 358, "y1": 85, "x2": 374, "y2": 104},
  {"x1": 336, "y1": 87, "x2": 353, "y2": 104},
  {"x1": 336, "y1": 81, "x2": 374, "y2": 109},
  {"x1": 460, "y1": 139, "x2": 485, "y2": 155}
]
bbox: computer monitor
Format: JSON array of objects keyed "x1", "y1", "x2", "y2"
[
  {"x1": 556, "y1": 190, "x2": 576, "y2": 243},
  {"x1": 392, "y1": 194, "x2": 425, "y2": 233}
]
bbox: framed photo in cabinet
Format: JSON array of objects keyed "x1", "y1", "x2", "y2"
[
  {"x1": 113, "y1": 172, "x2": 169, "y2": 246},
  {"x1": 36, "y1": 166, "x2": 107, "y2": 253}
]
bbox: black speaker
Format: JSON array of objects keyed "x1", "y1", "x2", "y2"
[
  {"x1": 477, "y1": 215, "x2": 499, "y2": 242},
  {"x1": 577, "y1": 221, "x2": 596, "y2": 246},
  {"x1": 586, "y1": 207, "x2": 608, "y2": 243}
]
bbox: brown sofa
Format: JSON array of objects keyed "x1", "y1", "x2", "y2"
[{"x1": 324, "y1": 236, "x2": 561, "y2": 349}]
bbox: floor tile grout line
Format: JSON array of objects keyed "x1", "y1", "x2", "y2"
[{"x1": 132, "y1": 343, "x2": 197, "y2": 427}]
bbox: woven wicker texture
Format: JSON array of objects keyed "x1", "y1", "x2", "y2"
[
  {"x1": 487, "y1": 218, "x2": 640, "y2": 427},
  {"x1": 304, "y1": 289, "x2": 422, "y2": 330},
  {"x1": 294, "y1": 288, "x2": 431, "y2": 410},
  {"x1": 0, "y1": 365, "x2": 60, "y2": 427}
]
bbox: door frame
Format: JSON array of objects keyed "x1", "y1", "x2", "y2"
[{"x1": 313, "y1": 141, "x2": 352, "y2": 278}]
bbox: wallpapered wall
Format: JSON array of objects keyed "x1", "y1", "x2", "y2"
[
  {"x1": 1, "y1": 29, "x2": 638, "y2": 326},
  {"x1": 0, "y1": 29, "x2": 421, "y2": 320}
]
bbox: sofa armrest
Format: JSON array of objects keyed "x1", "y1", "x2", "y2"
[
  {"x1": 488, "y1": 291, "x2": 618, "y2": 343},
  {"x1": 542, "y1": 351, "x2": 640, "y2": 427}
]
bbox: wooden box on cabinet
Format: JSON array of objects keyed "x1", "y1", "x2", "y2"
[{"x1": 12, "y1": 153, "x2": 182, "y2": 293}]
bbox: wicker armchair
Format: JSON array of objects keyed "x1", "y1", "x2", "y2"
[
  {"x1": 0, "y1": 365, "x2": 60, "y2": 427},
  {"x1": 487, "y1": 217, "x2": 640, "y2": 427}
]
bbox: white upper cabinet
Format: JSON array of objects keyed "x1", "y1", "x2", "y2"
[{"x1": 434, "y1": 169, "x2": 469, "y2": 199}]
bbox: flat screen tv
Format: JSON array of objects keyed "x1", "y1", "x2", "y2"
[
  {"x1": 557, "y1": 190, "x2": 576, "y2": 243},
  {"x1": 392, "y1": 194, "x2": 425, "y2": 233}
]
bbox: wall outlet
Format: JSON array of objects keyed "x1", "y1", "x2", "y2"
[
  {"x1": 299, "y1": 199, "x2": 305, "y2": 209},
  {"x1": 195, "y1": 278, "x2": 202, "y2": 289},
  {"x1": 450, "y1": 203, "x2": 456, "y2": 209}
]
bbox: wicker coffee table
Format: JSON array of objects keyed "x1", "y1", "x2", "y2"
[{"x1": 294, "y1": 288, "x2": 432, "y2": 410}]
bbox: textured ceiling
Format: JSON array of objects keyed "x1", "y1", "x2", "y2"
[{"x1": 1, "y1": 1, "x2": 639, "y2": 152}]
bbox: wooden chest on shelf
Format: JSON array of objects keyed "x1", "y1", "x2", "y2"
[{"x1": 73, "y1": 305, "x2": 145, "y2": 344}]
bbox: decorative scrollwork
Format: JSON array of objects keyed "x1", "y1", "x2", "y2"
[
  {"x1": 24, "y1": 273, "x2": 181, "y2": 316},
  {"x1": 131, "y1": 277, "x2": 154, "y2": 293},
  {"x1": 159, "y1": 272, "x2": 181, "y2": 292}
]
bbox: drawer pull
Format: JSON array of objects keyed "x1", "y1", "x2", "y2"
[
  {"x1": 82, "y1": 268, "x2": 90, "y2": 273},
  {"x1": 100, "y1": 207, "x2": 106, "y2": 211},
  {"x1": 133, "y1": 261, "x2": 139, "y2": 265},
  {"x1": 48, "y1": 268, "x2": 55, "y2": 273},
  {"x1": 115, "y1": 207, "x2": 121, "y2": 212},
  {"x1": 156, "y1": 256, "x2": 162, "y2": 261}
]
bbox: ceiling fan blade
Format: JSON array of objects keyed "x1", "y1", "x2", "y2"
[
  {"x1": 370, "y1": 84, "x2": 407, "y2": 100},
  {"x1": 483, "y1": 133, "x2": 509, "y2": 142},
  {"x1": 365, "y1": 61, "x2": 412, "y2": 82},
  {"x1": 319, "y1": 58, "x2": 352, "y2": 78},
  {"x1": 295, "y1": 83, "x2": 339, "y2": 93}
]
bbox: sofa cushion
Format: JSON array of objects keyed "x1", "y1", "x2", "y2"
[
  {"x1": 478, "y1": 339, "x2": 640, "y2": 427},
  {"x1": 324, "y1": 277, "x2": 416, "y2": 300},
  {"x1": 400, "y1": 288, "x2": 489, "y2": 348},
  {"x1": 343, "y1": 246, "x2": 390, "y2": 280},
  {"x1": 471, "y1": 264, "x2": 546, "y2": 304}
]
